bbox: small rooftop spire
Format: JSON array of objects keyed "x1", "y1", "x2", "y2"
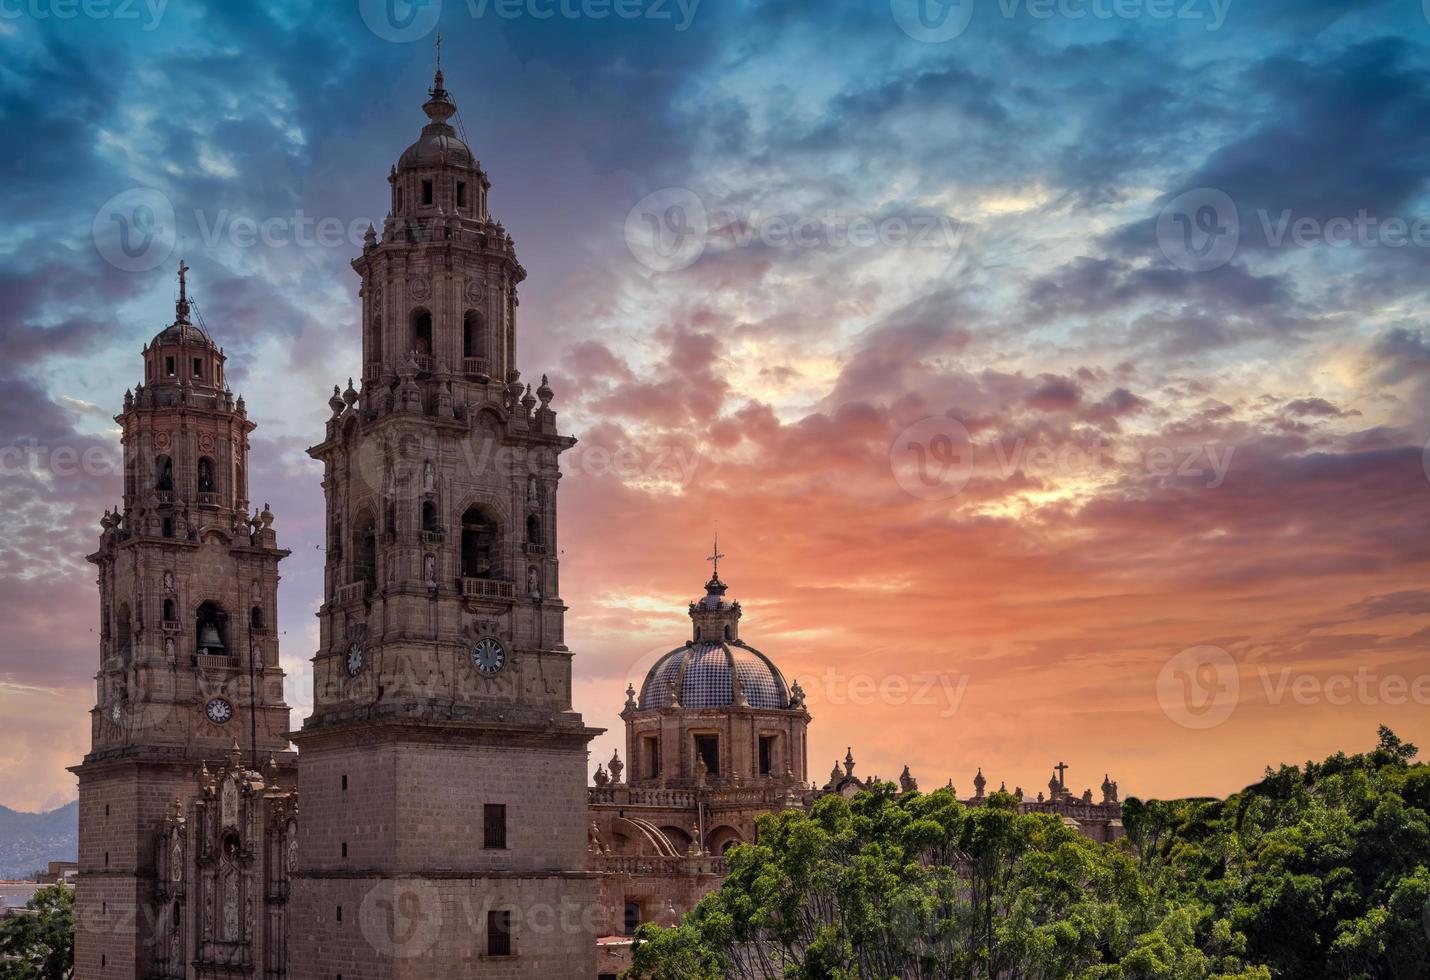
[
  {"x1": 708, "y1": 533, "x2": 725, "y2": 582},
  {"x1": 176, "y1": 259, "x2": 191, "y2": 323}
]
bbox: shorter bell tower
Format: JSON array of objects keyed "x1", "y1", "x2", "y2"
[{"x1": 71, "y1": 263, "x2": 294, "y2": 980}]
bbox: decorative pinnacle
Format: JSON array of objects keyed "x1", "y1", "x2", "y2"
[
  {"x1": 176, "y1": 259, "x2": 191, "y2": 322},
  {"x1": 707, "y1": 533, "x2": 725, "y2": 584}
]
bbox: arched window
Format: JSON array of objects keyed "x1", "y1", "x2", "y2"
[
  {"x1": 526, "y1": 514, "x2": 541, "y2": 547},
  {"x1": 422, "y1": 501, "x2": 440, "y2": 533},
  {"x1": 461, "y1": 505, "x2": 498, "y2": 579},
  {"x1": 352, "y1": 509, "x2": 377, "y2": 587},
  {"x1": 162, "y1": 599, "x2": 177, "y2": 623},
  {"x1": 411, "y1": 309, "x2": 433, "y2": 359},
  {"x1": 116, "y1": 603, "x2": 132, "y2": 663},
  {"x1": 197, "y1": 457, "x2": 215, "y2": 494},
  {"x1": 195, "y1": 601, "x2": 228, "y2": 655},
  {"x1": 463, "y1": 311, "x2": 485, "y2": 360},
  {"x1": 155, "y1": 455, "x2": 173, "y2": 492},
  {"x1": 251, "y1": 606, "x2": 264, "y2": 630}
]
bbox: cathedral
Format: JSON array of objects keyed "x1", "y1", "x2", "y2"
[{"x1": 71, "y1": 70, "x2": 1123, "y2": 980}]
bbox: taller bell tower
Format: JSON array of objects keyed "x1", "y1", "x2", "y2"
[
  {"x1": 289, "y1": 70, "x2": 601, "y2": 980},
  {"x1": 72, "y1": 263, "x2": 295, "y2": 980}
]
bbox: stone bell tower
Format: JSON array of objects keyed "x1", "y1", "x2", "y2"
[
  {"x1": 289, "y1": 68, "x2": 601, "y2": 980},
  {"x1": 71, "y1": 263, "x2": 294, "y2": 980}
]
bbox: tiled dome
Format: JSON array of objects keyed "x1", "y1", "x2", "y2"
[{"x1": 638, "y1": 641, "x2": 790, "y2": 710}]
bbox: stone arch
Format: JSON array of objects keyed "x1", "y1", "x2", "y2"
[
  {"x1": 155, "y1": 455, "x2": 174, "y2": 492},
  {"x1": 410, "y1": 308, "x2": 433, "y2": 359},
  {"x1": 463, "y1": 310, "x2": 485, "y2": 360},
  {"x1": 705, "y1": 825, "x2": 743, "y2": 855},
  {"x1": 116, "y1": 603, "x2": 132, "y2": 664},
  {"x1": 460, "y1": 503, "x2": 501, "y2": 579},
  {"x1": 658, "y1": 825, "x2": 694, "y2": 856},
  {"x1": 196, "y1": 601, "x2": 228, "y2": 655},
  {"x1": 351, "y1": 506, "x2": 377, "y2": 587},
  {"x1": 422, "y1": 499, "x2": 440, "y2": 533},
  {"x1": 196, "y1": 456, "x2": 215, "y2": 494}
]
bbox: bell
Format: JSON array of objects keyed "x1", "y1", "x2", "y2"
[{"x1": 198, "y1": 623, "x2": 224, "y2": 653}]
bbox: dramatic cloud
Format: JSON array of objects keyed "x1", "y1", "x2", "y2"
[{"x1": 1, "y1": 0, "x2": 1428, "y2": 810}]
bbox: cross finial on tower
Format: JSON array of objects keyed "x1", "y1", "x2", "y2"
[
  {"x1": 435, "y1": 30, "x2": 442, "y2": 73},
  {"x1": 176, "y1": 259, "x2": 190, "y2": 322},
  {"x1": 1054, "y1": 761, "x2": 1069, "y2": 789},
  {"x1": 707, "y1": 533, "x2": 725, "y2": 581}
]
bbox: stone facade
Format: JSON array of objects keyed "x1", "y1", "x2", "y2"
[
  {"x1": 71, "y1": 266, "x2": 296, "y2": 980},
  {"x1": 71, "y1": 71, "x2": 1125, "y2": 980},
  {"x1": 288, "y1": 64, "x2": 599, "y2": 980}
]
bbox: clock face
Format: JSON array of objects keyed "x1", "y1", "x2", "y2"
[
  {"x1": 471, "y1": 638, "x2": 506, "y2": 675},
  {"x1": 346, "y1": 642, "x2": 364, "y2": 677},
  {"x1": 205, "y1": 698, "x2": 233, "y2": 724}
]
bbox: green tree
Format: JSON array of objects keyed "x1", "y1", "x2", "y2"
[{"x1": 0, "y1": 885, "x2": 74, "y2": 980}]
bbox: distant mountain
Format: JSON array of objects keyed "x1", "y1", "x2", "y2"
[{"x1": 0, "y1": 802, "x2": 78, "y2": 880}]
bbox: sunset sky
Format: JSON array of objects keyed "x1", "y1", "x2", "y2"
[{"x1": 3, "y1": 0, "x2": 1430, "y2": 812}]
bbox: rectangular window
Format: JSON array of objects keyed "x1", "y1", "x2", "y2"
[
  {"x1": 695, "y1": 735, "x2": 719, "y2": 776},
  {"x1": 456, "y1": 182, "x2": 467, "y2": 209},
  {"x1": 192, "y1": 357, "x2": 203, "y2": 379},
  {"x1": 643, "y1": 735, "x2": 661, "y2": 779},
  {"x1": 623, "y1": 901, "x2": 642, "y2": 936},
  {"x1": 759, "y1": 736, "x2": 775, "y2": 776},
  {"x1": 164, "y1": 356, "x2": 175, "y2": 376},
  {"x1": 483, "y1": 803, "x2": 507, "y2": 849},
  {"x1": 396, "y1": 187, "x2": 404, "y2": 211},
  {"x1": 421, "y1": 180, "x2": 433, "y2": 206},
  {"x1": 341, "y1": 774, "x2": 348, "y2": 791},
  {"x1": 340, "y1": 842, "x2": 347, "y2": 858},
  {"x1": 487, "y1": 910, "x2": 511, "y2": 956}
]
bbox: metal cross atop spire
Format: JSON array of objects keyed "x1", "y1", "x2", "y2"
[
  {"x1": 1054, "y1": 761, "x2": 1069, "y2": 788},
  {"x1": 434, "y1": 30, "x2": 442, "y2": 72},
  {"x1": 176, "y1": 259, "x2": 190, "y2": 321},
  {"x1": 707, "y1": 534, "x2": 725, "y2": 581}
]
